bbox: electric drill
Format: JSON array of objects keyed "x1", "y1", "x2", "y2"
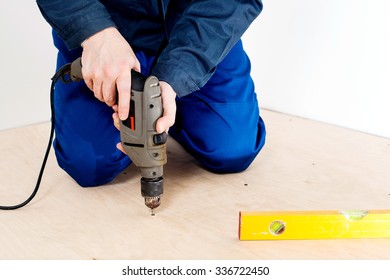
[{"x1": 69, "y1": 58, "x2": 167, "y2": 212}]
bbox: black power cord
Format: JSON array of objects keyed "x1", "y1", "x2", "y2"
[{"x1": 0, "y1": 63, "x2": 72, "y2": 210}]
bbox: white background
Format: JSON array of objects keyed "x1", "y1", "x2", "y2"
[
  {"x1": 0, "y1": 1, "x2": 56, "y2": 131},
  {"x1": 1, "y1": 1, "x2": 390, "y2": 138},
  {"x1": 243, "y1": 0, "x2": 390, "y2": 138},
  {"x1": 0, "y1": 260, "x2": 387, "y2": 280}
]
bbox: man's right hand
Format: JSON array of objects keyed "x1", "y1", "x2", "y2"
[{"x1": 81, "y1": 27, "x2": 141, "y2": 121}]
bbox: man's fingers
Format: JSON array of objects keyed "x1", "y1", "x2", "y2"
[
  {"x1": 156, "y1": 104, "x2": 176, "y2": 133},
  {"x1": 92, "y1": 81, "x2": 104, "y2": 102},
  {"x1": 84, "y1": 78, "x2": 94, "y2": 92},
  {"x1": 156, "y1": 117, "x2": 169, "y2": 134},
  {"x1": 116, "y1": 71, "x2": 131, "y2": 120},
  {"x1": 112, "y1": 112, "x2": 120, "y2": 131},
  {"x1": 102, "y1": 78, "x2": 117, "y2": 106},
  {"x1": 156, "y1": 111, "x2": 176, "y2": 133},
  {"x1": 133, "y1": 61, "x2": 141, "y2": 73},
  {"x1": 116, "y1": 143, "x2": 126, "y2": 154},
  {"x1": 156, "y1": 81, "x2": 177, "y2": 133}
]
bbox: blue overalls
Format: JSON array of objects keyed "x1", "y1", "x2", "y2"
[{"x1": 38, "y1": 0, "x2": 266, "y2": 186}]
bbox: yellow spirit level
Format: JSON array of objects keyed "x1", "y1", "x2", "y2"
[{"x1": 239, "y1": 210, "x2": 390, "y2": 240}]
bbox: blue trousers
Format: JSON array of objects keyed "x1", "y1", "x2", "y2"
[{"x1": 52, "y1": 34, "x2": 266, "y2": 187}]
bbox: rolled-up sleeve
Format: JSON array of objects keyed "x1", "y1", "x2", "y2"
[
  {"x1": 151, "y1": 0, "x2": 263, "y2": 97},
  {"x1": 36, "y1": 0, "x2": 116, "y2": 50}
]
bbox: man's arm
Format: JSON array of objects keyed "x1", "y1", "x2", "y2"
[
  {"x1": 36, "y1": 1, "x2": 141, "y2": 121},
  {"x1": 36, "y1": 0, "x2": 116, "y2": 50},
  {"x1": 151, "y1": 0, "x2": 263, "y2": 97}
]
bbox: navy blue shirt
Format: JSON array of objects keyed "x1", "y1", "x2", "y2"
[{"x1": 37, "y1": 0, "x2": 263, "y2": 97}]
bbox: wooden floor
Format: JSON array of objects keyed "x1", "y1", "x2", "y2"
[{"x1": 1, "y1": 109, "x2": 390, "y2": 260}]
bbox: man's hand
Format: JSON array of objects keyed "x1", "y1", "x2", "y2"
[
  {"x1": 156, "y1": 81, "x2": 177, "y2": 133},
  {"x1": 81, "y1": 27, "x2": 141, "y2": 120},
  {"x1": 112, "y1": 81, "x2": 177, "y2": 153}
]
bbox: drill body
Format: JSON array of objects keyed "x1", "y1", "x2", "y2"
[
  {"x1": 119, "y1": 72, "x2": 167, "y2": 210},
  {"x1": 69, "y1": 58, "x2": 167, "y2": 211}
]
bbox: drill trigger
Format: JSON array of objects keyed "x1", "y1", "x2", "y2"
[{"x1": 153, "y1": 132, "x2": 168, "y2": 145}]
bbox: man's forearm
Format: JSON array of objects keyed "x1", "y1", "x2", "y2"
[
  {"x1": 152, "y1": 0, "x2": 263, "y2": 97},
  {"x1": 36, "y1": 0, "x2": 116, "y2": 50}
]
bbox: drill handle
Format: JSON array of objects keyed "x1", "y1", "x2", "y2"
[
  {"x1": 69, "y1": 57, "x2": 146, "y2": 91},
  {"x1": 70, "y1": 58, "x2": 83, "y2": 82}
]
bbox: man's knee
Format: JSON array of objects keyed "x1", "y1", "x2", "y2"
[
  {"x1": 171, "y1": 117, "x2": 266, "y2": 174},
  {"x1": 200, "y1": 131, "x2": 265, "y2": 173},
  {"x1": 200, "y1": 145, "x2": 261, "y2": 173},
  {"x1": 54, "y1": 140, "x2": 130, "y2": 187}
]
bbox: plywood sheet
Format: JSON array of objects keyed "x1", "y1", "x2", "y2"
[{"x1": 1, "y1": 110, "x2": 390, "y2": 259}]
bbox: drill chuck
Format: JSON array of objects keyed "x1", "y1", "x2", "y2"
[{"x1": 141, "y1": 177, "x2": 163, "y2": 209}]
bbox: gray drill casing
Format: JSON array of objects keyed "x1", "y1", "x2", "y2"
[
  {"x1": 69, "y1": 58, "x2": 166, "y2": 201},
  {"x1": 119, "y1": 73, "x2": 167, "y2": 182}
]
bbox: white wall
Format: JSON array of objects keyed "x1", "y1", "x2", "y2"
[
  {"x1": 1, "y1": 1, "x2": 390, "y2": 139},
  {"x1": 244, "y1": 0, "x2": 390, "y2": 138},
  {"x1": 0, "y1": 1, "x2": 56, "y2": 131}
]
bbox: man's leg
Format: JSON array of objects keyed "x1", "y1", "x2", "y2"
[
  {"x1": 52, "y1": 31, "x2": 160, "y2": 187},
  {"x1": 169, "y1": 40, "x2": 266, "y2": 173},
  {"x1": 52, "y1": 33, "x2": 131, "y2": 187}
]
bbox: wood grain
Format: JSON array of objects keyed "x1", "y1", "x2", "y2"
[{"x1": 1, "y1": 110, "x2": 390, "y2": 259}]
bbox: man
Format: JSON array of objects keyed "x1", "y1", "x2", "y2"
[{"x1": 36, "y1": 0, "x2": 266, "y2": 187}]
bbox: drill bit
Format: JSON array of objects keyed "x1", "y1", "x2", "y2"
[
  {"x1": 144, "y1": 196, "x2": 161, "y2": 211},
  {"x1": 141, "y1": 177, "x2": 163, "y2": 214},
  {"x1": 145, "y1": 195, "x2": 161, "y2": 216}
]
